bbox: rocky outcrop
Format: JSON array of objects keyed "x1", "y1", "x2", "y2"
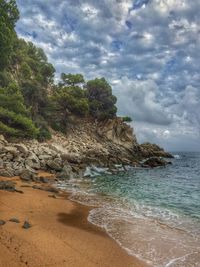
[
  {"x1": 0, "y1": 118, "x2": 173, "y2": 180},
  {"x1": 142, "y1": 157, "x2": 172, "y2": 168},
  {"x1": 97, "y1": 118, "x2": 138, "y2": 150},
  {"x1": 139, "y1": 143, "x2": 173, "y2": 158}
]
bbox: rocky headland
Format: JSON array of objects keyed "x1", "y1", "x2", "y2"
[{"x1": 0, "y1": 118, "x2": 173, "y2": 186}]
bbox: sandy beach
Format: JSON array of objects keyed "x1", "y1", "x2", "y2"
[{"x1": 0, "y1": 175, "x2": 149, "y2": 267}]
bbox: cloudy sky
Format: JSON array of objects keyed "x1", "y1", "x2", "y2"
[{"x1": 15, "y1": 0, "x2": 200, "y2": 151}]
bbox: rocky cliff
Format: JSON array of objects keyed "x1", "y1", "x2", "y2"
[{"x1": 0, "y1": 118, "x2": 173, "y2": 182}]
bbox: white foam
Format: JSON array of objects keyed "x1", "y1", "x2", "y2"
[{"x1": 173, "y1": 155, "x2": 181, "y2": 159}]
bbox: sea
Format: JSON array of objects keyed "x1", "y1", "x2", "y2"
[{"x1": 56, "y1": 152, "x2": 200, "y2": 267}]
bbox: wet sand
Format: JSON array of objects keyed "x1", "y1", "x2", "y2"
[{"x1": 0, "y1": 176, "x2": 149, "y2": 267}]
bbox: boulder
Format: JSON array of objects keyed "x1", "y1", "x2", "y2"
[
  {"x1": 9, "y1": 217, "x2": 20, "y2": 223},
  {"x1": 142, "y1": 157, "x2": 170, "y2": 168},
  {"x1": 22, "y1": 221, "x2": 32, "y2": 229},
  {"x1": 0, "y1": 181, "x2": 16, "y2": 191},
  {"x1": 0, "y1": 135, "x2": 7, "y2": 145},
  {"x1": 140, "y1": 143, "x2": 173, "y2": 158},
  {"x1": 56, "y1": 164, "x2": 73, "y2": 179},
  {"x1": 14, "y1": 144, "x2": 28, "y2": 155},
  {"x1": 0, "y1": 168, "x2": 14, "y2": 177},
  {"x1": 25, "y1": 159, "x2": 40, "y2": 170},
  {"x1": 0, "y1": 159, "x2": 4, "y2": 168},
  {"x1": 4, "y1": 146, "x2": 18, "y2": 156},
  {"x1": 0, "y1": 220, "x2": 6, "y2": 226},
  {"x1": 20, "y1": 169, "x2": 35, "y2": 181},
  {"x1": 61, "y1": 153, "x2": 81, "y2": 164},
  {"x1": 46, "y1": 159, "x2": 62, "y2": 171}
]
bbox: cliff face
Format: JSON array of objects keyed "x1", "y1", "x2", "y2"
[
  {"x1": 0, "y1": 118, "x2": 173, "y2": 182},
  {"x1": 97, "y1": 118, "x2": 138, "y2": 150},
  {"x1": 50, "y1": 118, "x2": 140, "y2": 167}
]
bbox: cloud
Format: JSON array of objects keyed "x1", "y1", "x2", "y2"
[{"x1": 15, "y1": 0, "x2": 200, "y2": 151}]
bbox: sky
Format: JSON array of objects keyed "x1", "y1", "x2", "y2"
[{"x1": 15, "y1": 0, "x2": 200, "y2": 151}]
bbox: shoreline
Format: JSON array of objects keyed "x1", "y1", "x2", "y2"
[{"x1": 0, "y1": 175, "x2": 150, "y2": 267}]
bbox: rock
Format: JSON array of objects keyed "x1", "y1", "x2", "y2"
[
  {"x1": 14, "y1": 188, "x2": 24, "y2": 194},
  {"x1": 14, "y1": 144, "x2": 28, "y2": 155},
  {"x1": 32, "y1": 185, "x2": 59, "y2": 193},
  {"x1": 38, "y1": 154, "x2": 52, "y2": 160},
  {"x1": 0, "y1": 135, "x2": 7, "y2": 144},
  {"x1": 5, "y1": 152, "x2": 14, "y2": 160},
  {"x1": 39, "y1": 177, "x2": 49, "y2": 183},
  {"x1": 0, "y1": 220, "x2": 6, "y2": 226},
  {"x1": 46, "y1": 159, "x2": 62, "y2": 171},
  {"x1": 0, "y1": 168, "x2": 14, "y2": 177},
  {"x1": 25, "y1": 158, "x2": 40, "y2": 170},
  {"x1": 56, "y1": 164, "x2": 73, "y2": 179},
  {"x1": 9, "y1": 217, "x2": 20, "y2": 223},
  {"x1": 97, "y1": 118, "x2": 137, "y2": 150},
  {"x1": 142, "y1": 157, "x2": 168, "y2": 168},
  {"x1": 140, "y1": 143, "x2": 173, "y2": 159},
  {"x1": 20, "y1": 169, "x2": 35, "y2": 181},
  {"x1": 0, "y1": 159, "x2": 3, "y2": 168},
  {"x1": 22, "y1": 221, "x2": 32, "y2": 229},
  {"x1": 4, "y1": 146, "x2": 18, "y2": 156},
  {"x1": 48, "y1": 194, "x2": 57, "y2": 199},
  {"x1": 0, "y1": 181, "x2": 16, "y2": 192},
  {"x1": 61, "y1": 153, "x2": 81, "y2": 164}
]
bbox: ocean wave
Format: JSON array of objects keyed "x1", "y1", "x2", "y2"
[{"x1": 173, "y1": 154, "x2": 181, "y2": 159}]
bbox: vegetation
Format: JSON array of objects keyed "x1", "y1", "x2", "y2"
[
  {"x1": 122, "y1": 116, "x2": 132, "y2": 122},
  {"x1": 0, "y1": 0, "x2": 19, "y2": 70},
  {"x1": 86, "y1": 78, "x2": 117, "y2": 120},
  {"x1": 0, "y1": 83, "x2": 39, "y2": 137},
  {"x1": 0, "y1": 0, "x2": 128, "y2": 140}
]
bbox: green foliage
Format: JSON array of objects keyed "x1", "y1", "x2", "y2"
[
  {"x1": 0, "y1": 83, "x2": 39, "y2": 138},
  {"x1": 9, "y1": 39, "x2": 55, "y2": 119},
  {"x1": 60, "y1": 73, "x2": 85, "y2": 86},
  {"x1": 50, "y1": 82, "x2": 89, "y2": 129},
  {"x1": 0, "y1": 0, "x2": 120, "y2": 139},
  {"x1": 86, "y1": 78, "x2": 117, "y2": 120},
  {"x1": 34, "y1": 116, "x2": 51, "y2": 141},
  {"x1": 0, "y1": 0, "x2": 19, "y2": 70},
  {"x1": 122, "y1": 116, "x2": 132, "y2": 122},
  {"x1": 0, "y1": 106, "x2": 39, "y2": 138}
]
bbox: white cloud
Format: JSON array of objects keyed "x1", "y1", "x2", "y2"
[{"x1": 15, "y1": 0, "x2": 200, "y2": 150}]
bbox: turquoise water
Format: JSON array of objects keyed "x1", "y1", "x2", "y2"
[{"x1": 57, "y1": 153, "x2": 200, "y2": 267}]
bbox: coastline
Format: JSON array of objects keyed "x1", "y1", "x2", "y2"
[{"x1": 0, "y1": 175, "x2": 150, "y2": 267}]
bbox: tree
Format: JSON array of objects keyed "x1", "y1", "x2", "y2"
[
  {"x1": 0, "y1": 82, "x2": 39, "y2": 138},
  {"x1": 50, "y1": 85, "x2": 89, "y2": 130},
  {"x1": 9, "y1": 39, "x2": 55, "y2": 119},
  {"x1": 60, "y1": 73, "x2": 85, "y2": 86},
  {"x1": 122, "y1": 116, "x2": 132, "y2": 122},
  {"x1": 86, "y1": 78, "x2": 117, "y2": 120},
  {"x1": 0, "y1": 0, "x2": 19, "y2": 70}
]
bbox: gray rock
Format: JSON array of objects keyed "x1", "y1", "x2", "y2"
[
  {"x1": 25, "y1": 159, "x2": 40, "y2": 170},
  {"x1": 61, "y1": 153, "x2": 81, "y2": 164},
  {"x1": 0, "y1": 168, "x2": 14, "y2": 177},
  {"x1": 38, "y1": 154, "x2": 52, "y2": 160},
  {"x1": 22, "y1": 221, "x2": 32, "y2": 229},
  {"x1": 5, "y1": 152, "x2": 14, "y2": 160},
  {"x1": 14, "y1": 144, "x2": 28, "y2": 155},
  {"x1": 20, "y1": 169, "x2": 34, "y2": 181},
  {"x1": 32, "y1": 185, "x2": 59, "y2": 193},
  {"x1": 56, "y1": 164, "x2": 73, "y2": 179},
  {"x1": 0, "y1": 159, "x2": 3, "y2": 168},
  {"x1": 0, "y1": 220, "x2": 6, "y2": 226},
  {"x1": 0, "y1": 135, "x2": 7, "y2": 144},
  {"x1": 9, "y1": 217, "x2": 20, "y2": 223},
  {"x1": 142, "y1": 157, "x2": 168, "y2": 168},
  {"x1": 46, "y1": 159, "x2": 62, "y2": 171},
  {"x1": 0, "y1": 181, "x2": 15, "y2": 191},
  {"x1": 4, "y1": 146, "x2": 18, "y2": 156}
]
